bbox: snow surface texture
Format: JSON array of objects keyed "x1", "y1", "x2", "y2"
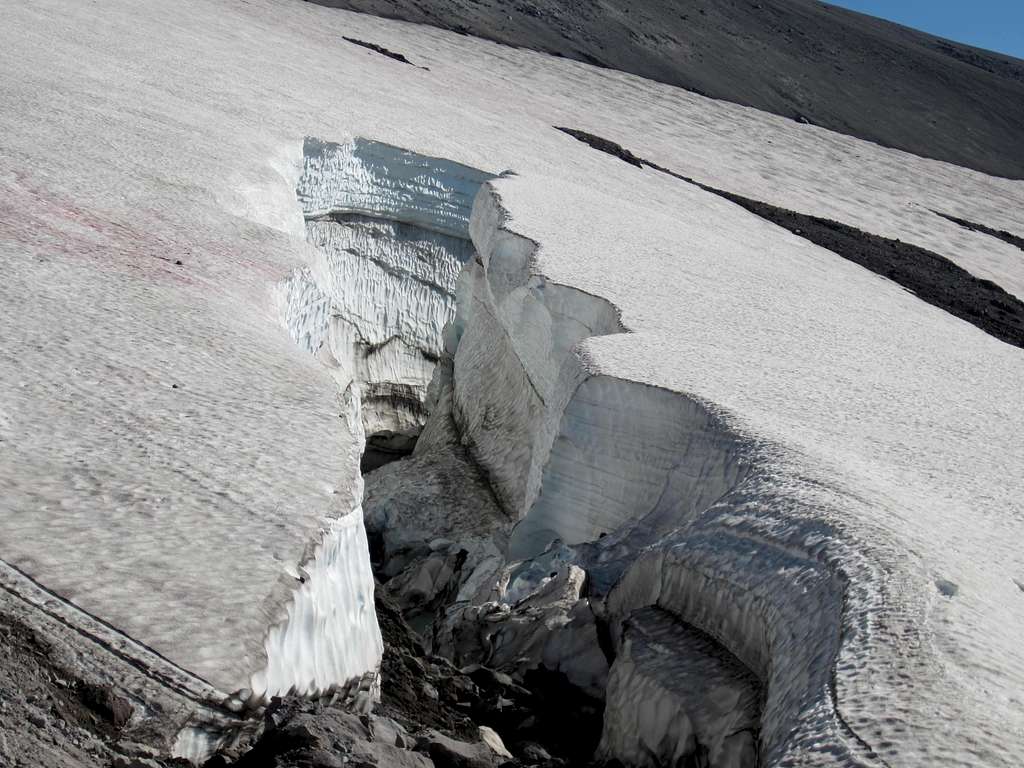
[{"x1": 1, "y1": 0, "x2": 1023, "y2": 765}]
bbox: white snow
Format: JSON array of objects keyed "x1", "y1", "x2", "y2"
[{"x1": 1, "y1": 0, "x2": 1023, "y2": 765}]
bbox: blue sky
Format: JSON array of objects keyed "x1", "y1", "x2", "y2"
[{"x1": 829, "y1": 0, "x2": 1024, "y2": 59}]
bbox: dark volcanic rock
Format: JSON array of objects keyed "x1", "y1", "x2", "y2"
[
  {"x1": 417, "y1": 730, "x2": 496, "y2": 768},
  {"x1": 933, "y1": 210, "x2": 1024, "y2": 252},
  {"x1": 312, "y1": 0, "x2": 1024, "y2": 179},
  {"x1": 342, "y1": 36, "x2": 425, "y2": 68},
  {"x1": 0, "y1": 613, "x2": 172, "y2": 768},
  {"x1": 222, "y1": 588, "x2": 587, "y2": 767}
]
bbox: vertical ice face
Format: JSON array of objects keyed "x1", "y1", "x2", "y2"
[
  {"x1": 252, "y1": 503, "x2": 382, "y2": 699},
  {"x1": 287, "y1": 137, "x2": 493, "y2": 444},
  {"x1": 451, "y1": 185, "x2": 624, "y2": 519},
  {"x1": 260, "y1": 138, "x2": 492, "y2": 700},
  {"x1": 508, "y1": 375, "x2": 750, "y2": 560},
  {"x1": 250, "y1": 380, "x2": 383, "y2": 701}
]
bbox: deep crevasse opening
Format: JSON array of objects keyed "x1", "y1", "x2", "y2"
[
  {"x1": 257, "y1": 137, "x2": 494, "y2": 700},
  {"x1": 259, "y1": 137, "x2": 869, "y2": 768}
]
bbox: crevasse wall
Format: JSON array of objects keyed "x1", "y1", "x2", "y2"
[
  {"x1": 285, "y1": 137, "x2": 494, "y2": 441},
  {"x1": 252, "y1": 501, "x2": 382, "y2": 698},
  {"x1": 452, "y1": 185, "x2": 623, "y2": 521},
  {"x1": 251, "y1": 377, "x2": 383, "y2": 700},
  {"x1": 509, "y1": 375, "x2": 750, "y2": 560},
  {"x1": 258, "y1": 138, "x2": 494, "y2": 699},
  {"x1": 443, "y1": 177, "x2": 890, "y2": 767}
]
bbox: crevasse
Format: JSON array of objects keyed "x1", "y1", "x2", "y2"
[
  {"x1": 256, "y1": 138, "x2": 493, "y2": 700},
  {"x1": 269, "y1": 138, "x2": 882, "y2": 768},
  {"x1": 433, "y1": 179, "x2": 886, "y2": 767}
]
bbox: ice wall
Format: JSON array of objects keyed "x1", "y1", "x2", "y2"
[
  {"x1": 238, "y1": 370, "x2": 383, "y2": 702},
  {"x1": 285, "y1": 137, "x2": 493, "y2": 443},
  {"x1": 253, "y1": 504, "x2": 382, "y2": 699},
  {"x1": 452, "y1": 186, "x2": 623, "y2": 520},
  {"x1": 263, "y1": 137, "x2": 494, "y2": 698},
  {"x1": 509, "y1": 375, "x2": 750, "y2": 560}
]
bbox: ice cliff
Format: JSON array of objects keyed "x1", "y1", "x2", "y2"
[
  {"x1": 283, "y1": 137, "x2": 493, "y2": 458},
  {"x1": 262, "y1": 137, "x2": 495, "y2": 702}
]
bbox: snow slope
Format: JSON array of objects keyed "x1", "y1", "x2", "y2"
[
  {"x1": 1, "y1": 0, "x2": 1022, "y2": 764},
  {"x1": 312, "y1": 0, "x2": 1024, "y2": 180}
]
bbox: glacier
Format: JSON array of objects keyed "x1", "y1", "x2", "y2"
[
  {"x1": 282, "y1": 137, "x2": 493, "y2": 460},
  {"x1": 1, "y1": 0, "x2": 1023, "y2": 766}
]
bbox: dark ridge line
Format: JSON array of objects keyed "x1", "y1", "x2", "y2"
[
  {"x1": 932, "y1": 210, "x2": 1024, "y2": 253},
  {"x1": 341, "y1": 36, "x2": 429, "y2": 69},
  {"x1": 554, "y1": 127, "x2": 644, "y2": 168},
  {"x1": 555, "y1": 127, "x2": 1024, "y2": 351}
]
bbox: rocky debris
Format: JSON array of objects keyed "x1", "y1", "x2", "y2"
[
  {"x1": 437, "y1": 563, "x2": 609, "y2": 700},
  {"x1": 225, "y1": 699, "x2": 431, "y2": 768},
  {"x1": 416, "y1": 729, "x2": 497, "y2": 768},
  {"x1": 478, "y1": 727, "x2": 513, "y2": 761},
  {"x1": 374, "y1": 585, "x2": 605, "y2": 765},
  {"x1": 214, "y1": 587, "x2": 593, "y2": 767},
  {"x1": 0, "y1": 611, "x2": 184, "y2": 768},
  {"x1": 376, "y1": 568, "x2": 606, "y2": 764},
  {"x1": 382, "y1": 543, "x2": 466, "y2": 628},
  {"x1": 364, "y1": 359, "x2": 512, "y2": 645}
]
